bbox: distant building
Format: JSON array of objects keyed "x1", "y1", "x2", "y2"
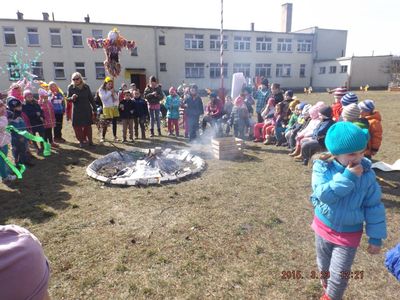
[{"x1": 0, "y1": 4, "x2": 392, "y2": 93}]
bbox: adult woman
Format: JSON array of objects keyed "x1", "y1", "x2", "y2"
[
  {"x1": 67, "y1": 72, "x2": 96, "y2": 147},
  {"x1": 98, "y1": 77, "x2": 120, "y2": 142}
]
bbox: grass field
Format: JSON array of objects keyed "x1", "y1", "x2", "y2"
[{"x1": 1, "y1": 91, "x2": 399, "y2": 299}]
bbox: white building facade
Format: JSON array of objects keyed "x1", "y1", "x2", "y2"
[{"x1": 0, "y1": 12, "x2": 351, "y2": 94}]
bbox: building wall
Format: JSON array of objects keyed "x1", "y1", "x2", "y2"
[
  {"x1": 314, "y1": 28, "x2": 347, "y2": 60},
  {"x1": 350, "y1": 56, "x2": 392, "y2": 88},
  {"x1": 0, "y1": 18, "x2": 344, "y2": 94},
  {"x1": 312, "y1": 58, "x2": 351, "y2": 89}
]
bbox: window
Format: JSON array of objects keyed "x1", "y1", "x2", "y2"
[
  {"x1": 329, "y1": 66, "x2": 337, "y2": 74},
  {"x1": 319, "y1": 67, "x2": 326, "y2": 74},
  {"x1": 27, "y1": 28, "x2": 39, "y2": 46},
  {"x1": 31, "y1": 62, "x2": 44, "y2": 80},
  {"x1": 300, "y1": 64, "x2": 306, "y2": 78},
  {"x1": 210, "y1": 35, "x2": 228, "y2": 50},
  {"x1": 210, "y1": 63, "x2": 228, "y2": 78},
  {"x1": 233, "y1": 63, "x2": 251, "y2": 77},
  {"x1": 159, "y1": 36, "x2": 165, "y2": 45},
  {"x1": 255, "y1": 63, "x2": 272, "y2": 78},
  {"x1": 160, "y1": 63, "x2": 167, "y2": 72},
  {"x1": 75, "y1": 62, "x2": 86, "y2": 78},
  {"x1": 53, "y1": 62, "x2": 65, "y2": 79},
  {"x1": 72, "y1": 29, "x2": 83, "y2": 47},
  {"x1": 297, "y1": 39, "x2": 312, "y2": 52},
  {"x1": 185, "y1": 63, "x2": 205, "y2": 78},
  {"x1": 92, "y1": 29, "x2": 103, "y2": 39},
  {"x1": 276, "y1": 64, "x2": 291, "y2": 77},
  {"x1": 7, "y1": 62, "x2": 20, "y2": 80},
  {"x1": 131, "y1": 47, "x2": 138, "y2": 56},
  {"x1": 256, "y1": 37, "x2": 272, "y2": 52},
  {"x1": 277, "y1": 38, "x2": 292, "y2": 52},
  {"x1": 340, "y1": 65, "x2": 348, "y2": 73},
  {"x1": 3, "y1": 27, "x2": 16, "y2": 45},
  {"x1": 95, "y1": 62, "x2": 106, "y2": 79},
  {"x1": 234, "y1": 36, "x2": 251, "y2": 51},
  {"x1": 50, "y1": 28, "x2": 62, "y2": 46},
  {"x1": 184, "y1": 34, "x2": 204, "y2": 49}
]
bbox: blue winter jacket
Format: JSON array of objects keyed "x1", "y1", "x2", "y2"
[
  {"x1": 311, "y1": 158, "x2": 387, "y2": 246},
  {"x1": 165, "y1": 95, "x2": 181, "y2": 119}
]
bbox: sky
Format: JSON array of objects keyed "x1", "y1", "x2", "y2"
[{"x1": 1, "y1": 0, "x2": 399, "y2": 56}]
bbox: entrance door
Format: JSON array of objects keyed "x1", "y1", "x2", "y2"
[{"x1": 130, "y1": 74, "x2": 146, "y2": 93}]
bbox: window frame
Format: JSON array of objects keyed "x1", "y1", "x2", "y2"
[
  {"x1": 234, "y1": 36, "x2": 251, "y2": 51},
  {"x1": 71, "y1": 29, "x2": 83, "y2": 47},
  {"x1": 209, "y1": 63, "x2": 228, "y2": 78},
  {"x1": 27, "y1": 27, "x2": 40, "y2": 46},
  {"x1": 276, "y1": 64, "x2": 291, "y2": 77},
  {"x1": 210, "y1": 35, "x2": 228, "y2": 50},
  {"x1": 233, "y1": 63, "x2": 251, "y2": 77},
  {"x1": 49, "y1": 28, "x2": 62, "y2": 47},
  {"x1": 159, "y1": 35, "x2": 166, "y2": 45},
  {"x1": 277, "y1": 38, "x2": 292, "y2": 52},
  {"x1": 7, "y1": 62, "x2": 20, "y2": 81},
  {"x1": 185, "y1": 62, "x2": 205, "y2": 78},
  {"x1": 160, "y1": 62, "x2": 167, "y2": 72},
  {"x1": 256, "y1": 37, "x2": 272, "y2": 52},
  {"x1": 75, "y1": 62, "x2": 86, "y2": 78},
  {"x1": 255, "y1": 63, "x2": 272, "y2": 78},
  {"x1": 53, "y1": 62, "x2": 66, "y2": 79},
  {"x1": 91, "y1": 29, "x2": 103, "y2": 40},
  {"x1": 299, "y1": 64, "x2": 306, "y2": 78},
  {"x1": 340, "y1": 65, "x2": 348, "y2": 73},
  {"x1": 329, "y1": 66, "x2": 337, "y2": 74},
  {"x1": 297, "y1": 39, "x2": 312, "y2": 52},
  {"x1": 184, "y1": 34, "x2": 204, "y2": 50},
  {"x1": 95, "y1": 62, "x2": 106, "y2": 79},
  {"x1": 319, "y1": 66, "x2": 326, "y2": 74},
  {"x1": 31, "y1": 61, "x2": 44, "y2": 80},
  {"x1": 3, "y1": 26, "x2": 16, "y2": 45}
]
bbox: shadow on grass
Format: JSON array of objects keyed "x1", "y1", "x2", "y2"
[
  {"x1": 0, "y1": 147, "x2": 97, "y2": 224},
  {"x1": 375, "y1": 170, "x2": 400, "y2": 197}
]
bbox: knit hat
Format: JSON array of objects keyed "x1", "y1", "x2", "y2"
[
  {"x1": 358, "y1": 99, "x2": 375, "y2": 113},
  {"x1": 333, "y1": 87, "x2": 348, "y2": 98},
  {"x1": 302, "y1": 104, "x2": 312, "y2": 117},
  {"x1": 38, "y1": 88, "x2": 48, "y2": 97},
  {"x1": 169, "y1": 86, "x2": 176, "y2": 94},
  {"x1": 309, "y1": 101, "x2": 326, "y2": 119},
  {"x1": 342, "y1": 103, "x2": 360, "y2": 122},
  {"x1": 325, "y1": 121, "x2": 369, "y2": 155},
  {"x1": 319, "y1": 105, "x2": 333, "y2": 119},
  {"x1": 341, "y1": 92, "x2": 358, "y2": 106},
  {"x1": 23, "y1": 89, "x2": 32, "y2": 97},
  {"x1": 285, "y1": 90, "x2": 293, "y2": 98},
  {"x1": 298, "y1": 102, "x2": 307, "y2": 111},
  {"x1": 7, "y1": 97, "x2": 21, "y2": 111},
  {"x1": 0, "y1": 225, "x2": 50, "y2": 300},
  {"x1": 209, "y1": 92, "x2": 218, "y2": 98},
  {"x1": 261, "y1": 78, "x2": 269, "y2": 86}
]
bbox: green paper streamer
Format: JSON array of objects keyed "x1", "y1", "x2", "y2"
[
  {"x1": 0, "y1": 151, "x2": 25, "y2": 179},
  {"x1": 6, "y1": 125, "x2": 51, "y2": 156}
]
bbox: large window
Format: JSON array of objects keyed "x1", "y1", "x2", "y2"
[
  {"x1": 276, "y1": 64, "x2": 291, "y2": 77},
  {"x1": 184, "y1": 34, "x2": 204, "y2": 49},
  {"x1": 277, "y1": 38, "x2": 292, "y2": 52},
  {"x1": 95, "y1": 62, "x2": 106, "y2": 79},
  {"x1": 256, "y1": 37, "x2": 272, "y2": 52},
  {"x1": 7, "y1": 62, "x2": 20, "y2": 80},
  {"x1": 50, "y1": 28, "x2": 62, "y2": 46},
  {"x1": 319, "y1": 67, "x2": 326, "y2": 74},
  {"x1": 31, "y1": 62, "x2": 44, "y2": 80},
  {"x1": 234, "y1": 36, "x2": 251, "y2": 51},
  {"x1": 329, "y1": 66, "x2": 337, "y2": 74},
  {"x1": 72, "y1": 29, "x2": 83, "y2": 47},
  {"x1": 185, "y1": 63, "x2": 205, "y2": 78},
  {"x1": 92, "y1": 29, "x2": 103, "y2": 39},
  {"x1": 3, "y1": 27, "x2": 16, "y2": 45},
  {"x1": 75, "y1": 62, "x2": 86, "y2": 78},
  {"x1": 255, "y1": 64, "x2": 272, "y2": 78},
  {"x1": 53, "y1": 62, "x2": 65, "y2": 79},
  {"x1": 27, "y1": 28, "x2": 39, "y2": 46},
  {"x1": 233, "y1": 63, "x2": 251, "y2": 77},
  {"x1": 297, "y1": 39, "x2": 312, "y2": 52},
  {"x1": 210, "y1": 35, "x2": 227, "y2": 50},
  {"x1": 299, "y1": 64, "x2": 306, "y2": 78},
  {"x1": 340, "y1": 65, "x2": 348, "y2": 73},
  {"x1": 210, "y1": 63, "x2": 228, "y2": 78}
]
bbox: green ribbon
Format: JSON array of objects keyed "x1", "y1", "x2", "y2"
[
  {"x1": 0, "y1": 150, "x2": 25, "y2": 179},
  {"x1": 6, "y1": 125, "x2": 51, "y2": 156}
]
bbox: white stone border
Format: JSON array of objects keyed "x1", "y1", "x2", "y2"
[{"x1": 86, "y1": 148, "x2": 206, "y2": 186}]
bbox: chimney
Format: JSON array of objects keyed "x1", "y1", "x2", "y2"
[
  {"x1": 281, "y1": 3, "x2": 293, "y2": 33},
  {"x1": 52, "y1": 12, "x2": 55, "y2": 21},
  {"x1": 16, "y1": 11, "x2": 24, "y2": 20},
  {"x1": 250, "y1": 22, "x2": 255, "y2": 31},
  {"x1": 42, "y1": 12, "x2": 49, "y2": 21},
  {"x1": 84, "y1": 14, "x2": 90, "y2": 23}
]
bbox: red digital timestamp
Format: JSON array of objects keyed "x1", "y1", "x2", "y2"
[{"x1": 281, "y1": 270, "x2": 330, "y2": 280}]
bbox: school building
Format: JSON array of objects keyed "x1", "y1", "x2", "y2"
[{"x1": 0, "y1": 3, "x2": 394, "y2": 94}]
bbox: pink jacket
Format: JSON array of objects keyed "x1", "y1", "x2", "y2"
[
  {"x1": 0, "y1": 116, "x2": 11, "y2": 147},
  {"x1": 39, "y1": 100, "x2": 56, "y2": 129}
]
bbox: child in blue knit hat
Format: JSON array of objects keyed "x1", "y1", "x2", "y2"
[{"x1": 310, "y1": 121, "x2": 387, "y2": 300}]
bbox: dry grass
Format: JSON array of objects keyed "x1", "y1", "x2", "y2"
[{"x1": 1, "y1": 91, "x2": 399, "y2": 300}]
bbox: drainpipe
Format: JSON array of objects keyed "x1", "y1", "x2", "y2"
[{"x1": 154, "y1": 27, "x2": 159, "y2": 80}]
